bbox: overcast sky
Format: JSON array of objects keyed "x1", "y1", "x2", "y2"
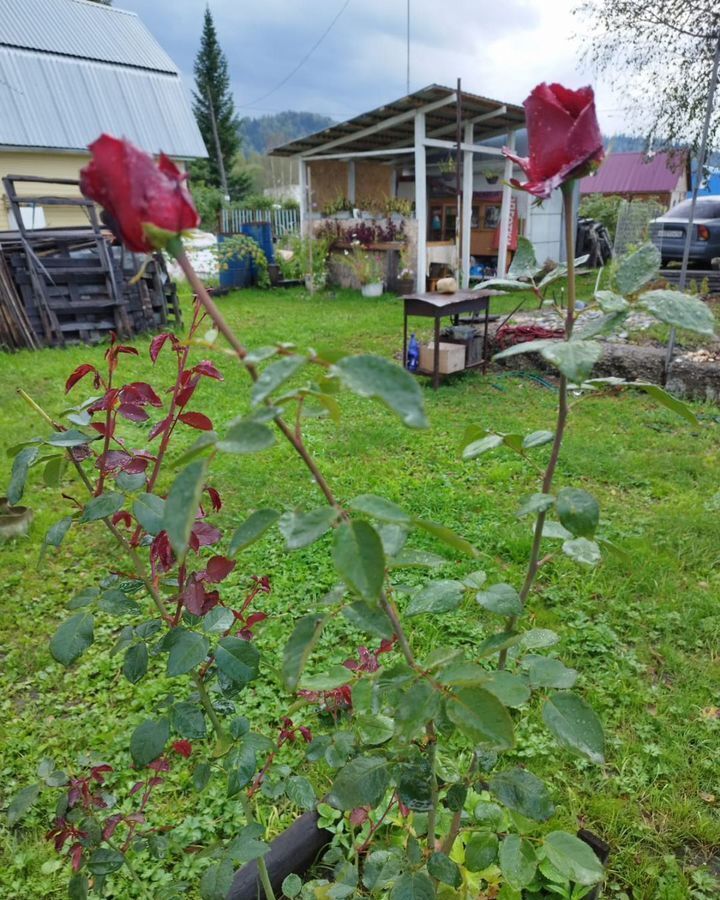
[{"x1": 116, "y1": 0, "x2": 628, "y2": 132}]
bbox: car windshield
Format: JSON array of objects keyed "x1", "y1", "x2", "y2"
[{"x1": 664, "y1": 199, "x2": 720, "y2": 219}]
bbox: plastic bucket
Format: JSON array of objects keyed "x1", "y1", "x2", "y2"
[
  {"x1": 217, "y1": 235, "x2": 253, "y2": 288},
  {"x1": 240, "y1": 222, "x2": 275, "y2": 264}
]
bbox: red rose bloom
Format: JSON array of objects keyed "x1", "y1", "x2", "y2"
[
  {"x1": 504, "y1": 83, "x2": 604, "y2": 199},
  {"x1": 80, "y1": 134, "x2": 199, "y2": 253}
]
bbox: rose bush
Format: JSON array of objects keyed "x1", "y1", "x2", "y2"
[{"x1": 504, "y1": 83, "x2": 604, "y2": 198}]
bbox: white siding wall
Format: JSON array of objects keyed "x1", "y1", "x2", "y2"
[{"x1": 525, "y1": 189, "x2": 564, "y2": 264}]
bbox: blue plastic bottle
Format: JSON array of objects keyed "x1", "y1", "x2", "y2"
[{"x1": 407, "y1": 333, "x2": 420, "y2": 372}]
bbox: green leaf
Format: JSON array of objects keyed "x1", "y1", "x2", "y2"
[
  {"x1": 123, "y1": 643, "x2": 148, "y2": 684},
  {"x1": 132, "y1": 494, "x2": 165, "y2": 535},
  {"x1": 130, "y1": 718, "x2": 169, "y2": 768},
  {"x1": 499, "y1": 835, "x2": 537, "y2": 889},
  {"x1": 225, "y1": 745, "x2": 257, "y2": 797},
  {"x1": 446, "y1": 686, "x2": 515, "y2": 749},
  {"x1": 563, "y1": 537, "x2": 601, "y2": 566},
  {"x1": 228, "y1": 508, "x2": 280, "y2": 555},
  {"x1": 116, "y1": 470, "x2": 147, "y2": 492},
  {"x1": 389, "y1": 548, "x2": 447, "y2": 568},
  {"x1": 172, "y1": 431, "x2": 218, "y2": 469},
  {"x1": 164, "y1": 628, "x2": 209, "y2": 677},
  {"x1": 217, "y1": 420, "x2": 276, "y2": 454},
  {"x1": 163, "y1": 459, "x2": 208, "y2": 558},
  {"x1": 493, "y1": 338, "x2": 556, "y2": 363},
  {"x1": 279, "y1": 507, "x2": 338, "y2": 550},
  {"x1": 215, "y1": 637, "x2": 260, "y2": 693},
  {"x1": 640, "y1": 289, "x2": 716, "y2": 336},
  {"x1": 286, "y1": 775, "x2": 316, "y2": 810},
  {"x1": 299, "y1": 665, "x2": 351, "y2": 691},
  {"x1": 517, "y1": 493, "x2": 555, "y2": 517},
  {"x1": 50, "y1": 612, "x2": 94, "y2": 666},
  {"x1": 614, "y1": 242, "x2": 660, "y2": 294},
  {"x1": 481, "y1": 671, "x2": 531, "y2": 708},
  {"x1": 362, "y1": 851, "x2": 403, "y2": 890},
  {"x1": 413, "y1": 518, "x2": 478, "y2": 557},
  {"x1": 465, "y1": 832, "x2": 499, "y2": 871},
  {"x1": 202, "y1": 607, "x2": 235, "y2": 633},
  {"x1": 98, "y1": 589, "x2": 141, "y2": 616},
  {"x1": 595, "y1": 290, "x2": 630, "y2": 313},
  {"x1": 41, "y1": 517, "x2": 73, "y2": 558},
  {"x1": 521, "y1": 628, "x2": 560, "y2": 649},
  {"x1": 79, "y1": 492, "x2": 124, "y2": 523},
  {"x1": 172, "y1": 701, "x2": 207, "y2": 739},
  {"x1": 251, "y1": 355, "x2": 306, "y2": 405},
  {"x1": 7, "y1": 446, "x2": 39, "y2": 506},
  {"x1": 462, "y1": 433, "x2": 504, "y2": 459},
  {"x1": 542, "y1": 520, "x2": 573, "y2": 540},
  {"x1": 7, "y1": 783, "x2": 40, "y2": 826},
  {"x1": 282, "y1": 874, "x2": 303, "y2": 898},
  {"x1": 556, "y1": 488, "x2": 599, "y2": 537},
  {"x1": 87, "y1": 848, "x2": 125, "y2": 875},
  {"x1": 490, "y1": 768, "x2": 555, "y2": 821},
  {"x1": 463, "y1": 569, "x2": 487, "y2": 589},
  {"x1": 349, "y1": 493, "x2": 410, "y2": 523},
  {"x1": 329, "y1": 756, "x2": 391, "y2": 809},
  {"x1": 542, "y1": 340, "x2": 603, "y2": 382},
  {"x1": 522, "y1": 430, "x2": 554, "y2": 449},
  {"x1": 282, "y1": 614, "x2": 328, "y2": 691},
  {"x1": 577, "y1": 311, "x2": 629, "y2": 339},
  {"x1": 507, "y1": 236, "x2": 539, "y2": 279},
  {"x1": 356, "y1": 714, "x2": 394, "y2": 746},
  {"x1": 525, "y1": 655, "x2": 578, "y2": 689},
  {"x1": 543, "y1": 832, "x2": 604, "y2": 885},
  {"x1": 428, "y1": 852, "x2": 462, "y2": 888},
  {"x1": 389, "y1": 872, "x2": 436, "y2": 900},
  {"x1": 342, "y1": 600, "x2": 394, "y2": 639},
  {"x1": 333, "y1": 520, "x2": 385, "y2": 602},
  {"x1": 406, "y1": 579, "x2": 465, "y2": 616},
  {"x1": 45, "y1": 429, "x2": 95, "y2": 448},
  {"x1": 476, "y1": 631, "x2": 522, "y2": 658},
  {"x1": 476, "y1": 583, "x2": 522, "y2": 616},
  {"x1": 542, "y1": 691, "x2": 605, "y2": 763},
  {"x1": 632, "y1": 383, "x2": 699, "y2": 425},
  {"x1": 334, "y1": 355, "x2": 428, "y2": 429},
  {"x1": 68, "y1": 873, "x2": 88, "y2": 900}
]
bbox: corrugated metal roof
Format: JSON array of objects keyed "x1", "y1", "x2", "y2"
[
  {"x1": 0, "y1": 0, "x2": 177, "y2": 73},
  {"x1": 580, "y1": 151, "x2": 686, "y2": 195},
  {"x1": 0, "y1": 47, "x2": 206, "y2": 157},
  {"x1": 271, "y1": 84, "x2": 525, "y2": 158}
]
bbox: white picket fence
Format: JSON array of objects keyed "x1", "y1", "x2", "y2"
[{"x1": 220, "y1": 207, "x2": 299, "y2": 237}]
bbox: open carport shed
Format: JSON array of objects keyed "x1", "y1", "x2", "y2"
[{"x1": 271, "y1": 84, "x2": 526, "y2": 291}]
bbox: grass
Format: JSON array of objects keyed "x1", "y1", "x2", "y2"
[{"x1": 1, "y1": 284, "x2": 719, "y2": 899}]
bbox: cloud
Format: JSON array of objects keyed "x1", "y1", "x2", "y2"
[{"x1": 116, "y1": 0, "x2": 631, "y2": 129}]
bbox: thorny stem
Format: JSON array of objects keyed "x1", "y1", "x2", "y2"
[
  {"x1": 498, "y1": 182, "x2": 577, "y2": 670},
  {"x1": 177, "y1": 250, "x2": 340, "y2": 510},
  {"x1": 441, "y1": 753, "x2": 479, "y2": 855},
  {"x1": 239, "y1": 795, "x2": 277, "y2": 900}
]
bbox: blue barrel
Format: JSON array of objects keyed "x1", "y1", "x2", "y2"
[
  {"x1": 240, "y1": 222, "x2": 275, "y2": 264},
  {"x1": 217, "y1": 234, "x2": 253, "y2": 288}
]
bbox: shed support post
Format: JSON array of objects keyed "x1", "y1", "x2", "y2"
[
  {"x1": 497, "y1": 130, "x2": 515, "y2": 275},
  {"x1": 461, "y1": 121, "x2": 474, "y2": 288},
  {"x1": 298, "y1": 158, "x2": 308, "y2": 237},
  {"x1": 414, "y1": 111, "x2": 427, "y2": 293},
  {"x1": 348, "y1": 161, "x2": 356, "y2": 205}
]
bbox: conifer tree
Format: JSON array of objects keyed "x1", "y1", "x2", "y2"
[{"x1": 192, "y1": 6, "x2": 247, "y2": 199}]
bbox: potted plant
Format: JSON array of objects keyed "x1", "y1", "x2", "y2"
[
  {"x1": 344, "y1": 241, "x2": 385, "y2": 296},
  {"x1": 321, "y1": 194, "x2": 353, "y2": 220},
  {"x1": 385, "y1": 196, "x2": 414, "y2": 224}
]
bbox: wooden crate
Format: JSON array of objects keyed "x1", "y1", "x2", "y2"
[{"x1": 420, "y1": 341, "x2": 466, "y2": 374}]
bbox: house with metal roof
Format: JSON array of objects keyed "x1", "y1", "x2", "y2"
[
  {"x1": 0, "y1": 0, "x2": 206, "y2": 230},
  {"x1": 271, "y1": 84, "x2": 570, "y2": 288},
  {"x1": 579, "y1": 151, "x2": 688, "y2": 209}
]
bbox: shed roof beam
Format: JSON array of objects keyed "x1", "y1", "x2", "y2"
[
  {"x1": 298, "y1": 93, "x2": 457, "y2": 158},
  {"x1": 427, "y1": 105, "x2": 509, "y2": 139},
  {"x1": 423, "y1": 137, "x2": 504, "y2": 156},
  {"x1": 303, "y1": 147, "x2": 415, "y2": 162}
]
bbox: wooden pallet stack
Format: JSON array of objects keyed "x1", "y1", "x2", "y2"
[{"x1": 0, "y1": 175, "x2": 182, "y2": 350}]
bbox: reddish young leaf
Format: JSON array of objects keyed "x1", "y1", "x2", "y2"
[
  {"x1": 116, "y1": 345, "x2": 139, "y2": 357},
  {"x1": 118, "y1": 403, "x2": 149, "y2": 423},
  {"x1": 150, "y1": 531, "x2": 174, "y2": 574},
  {"x1": 88, "y1": 389, "x2": 119, "y2": 413},
  {"x1": 244, "y1": 611, "x2": 267, "y2": 629},
  {"x1": 190, "y1": 521, "x2": 221, "y2": 548},
  {"x1": 70, "y1": 842, "x2": 84, "y2": 872},
  {"x1": 112, "y1": 510, "x2": 133, "y2": 528},
  {"x1": 96, "y1": 450, "x2": 132, "y2": 473},
  {"x1": 91, "y1": 422, "x2": 108, "y2": 436},
  {"x1": 176, "y1": 377, "x2": 200, "y2": 408},
  {"x1": 349, "y1": 807, "x2": 369, "y2": 826},
  {"x1": 172, "y1": 740, "x2": 193, "y2": 758},
  {"x1": 206, "y1": 486, "x2": 222, "y2": 512},
  {"x1": 123, "y1": 382, "x2": 163, "y2": 407},
  {"x1": 150, "y1": 333, "x2": 172, "y2": 363},
  {"x1": 179, "y1": 411, "x2": 214, "y2": 431},
  {"x1": 124, "y1": 454, "x2": 152, "y2": 475},
  {"x1": 205, "y1": 555, "x2": 235, "y2": 583},
  {"x1": 148, "y1": 757, "x2": 170, "y2": 772},
  {"x1": 102, "y1": 814, "x2": 123, "y2": 840},
  {"x1": 181, "y1": 574, "x2": 220, "y2": 616},
  {"x1": 65, "y1": 363, "x2": 100, "y2": 393},
  {"x1": 129, "y1": 781, "x2": 145, "y2": 796},
  {"x1": 148, "y1": 415, "x2": 171, "y2": 441},
  {"x1": 194, "y1": 360, "x2": 223, "y2": 381}
]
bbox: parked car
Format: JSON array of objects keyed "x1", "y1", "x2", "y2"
[{"x1": 650, "y1": 196, "x2": 720, "y2": 266}]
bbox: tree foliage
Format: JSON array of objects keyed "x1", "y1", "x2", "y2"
[
  {"x1": 575, "y1": 1, "x2": 720, "y2": 153},
  {"x1": 191, "y1": 7, "x2": 249, "y2": 200}
]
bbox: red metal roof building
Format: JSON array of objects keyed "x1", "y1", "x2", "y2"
[{"x1": 580, "y1": 151, "x2": 688, "y2": 208}]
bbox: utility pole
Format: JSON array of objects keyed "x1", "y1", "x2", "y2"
[
  {"x1": 406, "y1": 0, "x2": 410, "y2": 94},
  {"x1": 206, "y1": 85, "x2": 229, "y2": 201}
]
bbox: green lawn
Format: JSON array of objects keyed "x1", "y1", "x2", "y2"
[{"x1": 1, "y1": 286, "x2": 719, "y2": 899}]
